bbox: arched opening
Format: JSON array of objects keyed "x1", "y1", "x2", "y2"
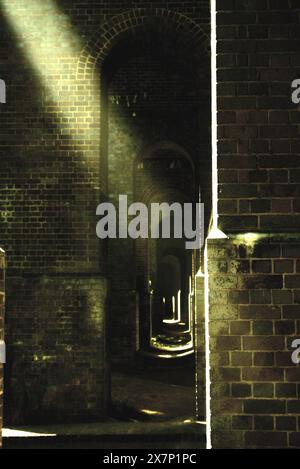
[
  {"x1": 100, "y1": 17, "x2": 211, "y2": 422},
  {"x1": 151, "y1": 249, "x2": 193, "y2": 353},
  {"x1": 135, "y1": 144, "x2": 196, "y2": 359}
]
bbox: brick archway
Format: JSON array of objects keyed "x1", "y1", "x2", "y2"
[{"x1": 77, "y1": 8, "x2": 209, "y2": 80}]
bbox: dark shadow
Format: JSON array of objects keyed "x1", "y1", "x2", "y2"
[
  {"x1": 0, "y1": 6, "x2": 105, "y2": 426},
  {"x1": 100, "y1": 21, "x2": 211, "y2": 422}
]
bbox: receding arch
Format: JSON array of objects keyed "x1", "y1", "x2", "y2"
[
  {"x1": 137, "y1": 141, "x2": 195, "y2": 171},
  {"x1": 92, "y1": 7, "x2": 211, "y2": 423}
]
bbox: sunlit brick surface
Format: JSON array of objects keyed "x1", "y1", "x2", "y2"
[
  {"x1": 209, "y1": 235, "x2": 300, "y2": 449},
  {"x1": 0, "y1": 0, "x2": 210, "y2": 425}
]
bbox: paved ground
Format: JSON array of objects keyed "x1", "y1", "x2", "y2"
[
  {"x1": 111, "y1": 365, "x2": 195, "y2": 421},
  {"x1": 3, "y1": 363, "x2": 205, "y2": 448},
  {"x1": 3, "y1": 420, "x2": 206, "y2": 449}
]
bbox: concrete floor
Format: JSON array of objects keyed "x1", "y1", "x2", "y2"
[
  {"x1": 3, "y1": 419, "x2": 206, "y2": 448},
  {"x1": 111, "y1": 364, "x2": 196, "y2": 421},
  {"x1": 3, "y1": 363, "x2": 205, "y2": 448}
]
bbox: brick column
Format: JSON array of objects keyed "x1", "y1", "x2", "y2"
[
  {"x1": 0, "y1": 249, "x2": 5, "y2": 449},
  {"x1": 195, "y1": 271, "x2": 206, "y2": 420},
  {"x1": 208, "y1": 235, "x2": 300, "y2": 449}
]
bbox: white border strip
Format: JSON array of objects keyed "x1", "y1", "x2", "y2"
[
  {"x1": 204, "y1": 0, "x2": 219, "y2": 450},
  {"x1": 204, "y1": 242, "x2": 211, "y2": 449},
  {"x1": 211, "y1": 0, "x2": 218, "y2": 233}
]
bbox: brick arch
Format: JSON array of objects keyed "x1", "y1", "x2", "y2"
[
  {"x1": 134, "y1": 141, "x2": 196, "y2": 210},
  {"x1": 137, "y1": 141, "x2": 194, "y2": 168},
  {"x1": 77, "y1": 8, "x2": 210, "y2": 80}
]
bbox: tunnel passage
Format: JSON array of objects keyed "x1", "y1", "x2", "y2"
[
  {"x1": 134, "y1": 144, "x2": 196, "y2": 359},
  {"x1": 101, "y1": 27, "x2": 211, "y2": 364}
]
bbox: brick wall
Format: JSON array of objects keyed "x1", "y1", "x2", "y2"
[
  {"x1": 2, "y1": 0, "x2": 299, "y2": 447},
  {"x1": 208, "y1": 235, "x2": 300, "y2": 448},
  {"x1": 217, "y1": 0, "x2": 300, "y2": 232},
  {"x1": 1, "y1": 3, "x2": 210, "y2": 272},
  {"x1": 0, "y1": 249, "x2": 5, "y2": 448},
  {"x1": 5, "y1": 275, "x2": 108, "y2": 424},
  {"x1": 209, "y1": 0, "x2": 300, "y2": 449},
  {"x1": 0, "y1": 0, "x2": 210, "y2": 423}
]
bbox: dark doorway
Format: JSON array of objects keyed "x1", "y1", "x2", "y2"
[{"x1": 101, "y1": 23, "x2": 211, "y2": 423}]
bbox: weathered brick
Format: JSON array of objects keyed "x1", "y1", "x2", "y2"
[
  {"x1": 242, "y1": 367, "x2": 283, "y2": 382},
  {"x1": 210, "y1": 352, "x2": 230, "y2": 367},
  {"x1": 250, "y1": 289, "x2": 272, "y2": 304},
  {"x1": 231, "y1": 351, "x2": 252, "y2": 366},
  {"x1": 276, "y1": 417, "x2": 297, "y2": 431},
  {"x1": 254, "y1": 416, "x2": 274, "y2": 430},
  {"x1": 251, "y1": 199, "x2": 271, "y2": 214},
  {"x1": 245, "y1": 431, "x2": 287, "y2": 448},
  {"x1": 289, "y1": 433, "x2": 300, "y2": 448},
  {"x1": 287, "y1": 401, "x2": 300, "y2": 413},
  {"x1": 232, "y1": 415, "x2": 253, "y2": 430},
  {"x1": 275, "y1": 320, "x2": 295, "y2": 335},
  {"x1": 253, "y1": 321, "x2": 274, "y2": 335},
  {"x1": 239, "y1": 275, "x2": 283, "y2": 290},
  {"x1": 272, "y1": 290, "x2": 293, "y2": 305},
  {"x1": 269, "y1": 170, "x2": 288, "y2": 184},
  {"x1": 272, "y1": 200, "x2": 292, "y2": 214},
  {"x1": 244, "y1": 400, "x2": 285, "y2": 414},
  {"x1": 275, "y1": 351, "x2": 294, "y2": 367},
  {"x1": 216, "y1": 336, "x2": 241, "y2": 351},
  {"x1": 282, "y1": 305, "x2": 300, "y2": 319},
  {"x1": 228, "y1": 290, "x2": 249, "y2": 304},
  {"x1": 286, "y1": 369, "x2": 300, "y2": 382},
  {"x1": 230, "y1": 321, "x2": 251, "y2": 335},
  {"x1": 294, "y1": 291, "x2": 300, "y2": 304},
  {"x1": 282, "y1": 245, "x2": 300, "y2": 258},
  {"x1": 274, "y1": 260, "x2": 294, "y2": 274},
  {"x1": 253, "y1": 383, "x2": 274, "y2": 398},
  {"x1": 252, "y1": 260, "x2": 272, "y2": 274},
  {"x1": 240, "y1": 305, "x2": 281, "y2": 319},
  {"x1": 285, "y1": 276, "x2": 300, "y2": 289},
  {"x1": 232, "y1": 383, "x2": 252, "y2": 398},
  {"x1": 211, "y1": 367, "x2": 241, "y2": 382},
  {"x1": 254, "y1": 352, "x2": 275, "y2": 367},
  {"x1": 229, "y1": 260, "x2": 250, "y2": 274},
  {"x1": 275, "y1": 383, "x2": 297, "y2": 398},
  {"x1": 243, "y1": 336, "x2": 285, "y2": 351},
  {"x1": 252, "y1": 245, "x2": 280, "y2": 258},
  {"x1": 210, "y1": 304, "x2": 239, "y2": 320}
]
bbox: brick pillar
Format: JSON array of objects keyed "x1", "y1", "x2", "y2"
[
  {"x1": 195, "y1": 271, "x2": 206, "y2": 420},
  {"x1": 0, "y1": 249, "x2": 5, "y2": 449},
  {"x1": 208, "y1": 235, "x2": 300, "y2": 449}
]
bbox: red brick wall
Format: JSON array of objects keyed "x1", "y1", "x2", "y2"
[
  {"x1": 217, "y1": 0, "x2": 300, "y2": 232},
  {"x1": 0, "y1": 0, "x2": 210, "y2": 424},
  {"x1": 2, "y1": 0, "x2": 300, "y2": 447},
  {"x1": 208, "y1": 0, "x2": 300, "y2": 449},
  {"x1": 1, "y1": 4, "x2": 210, "y2": 273},
  {"x1": 5, "y1": 275, "x2": 108, "y2": 424},
  {"x1": 208, "y1": 236, "x2": 300, "y2": 448}
]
